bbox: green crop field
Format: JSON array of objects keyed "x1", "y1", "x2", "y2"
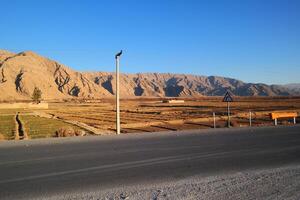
[
  {"x1": 0, "y1": 115, "x2": 16, "y2": 140},
  {"x1": 20, "y1": 115, "x2": 84, "y2": 139}
]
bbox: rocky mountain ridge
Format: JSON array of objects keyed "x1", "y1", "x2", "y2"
[
  {"x1": 284, "y1": 84, "x2": 300, "y2": 94},
  {"x1": 0, "y1": 50, "x2": 297, "y2": 100}
]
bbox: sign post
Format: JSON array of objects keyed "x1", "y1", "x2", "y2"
[
  {"x1": 223, "y1": 91, "x2": 233, "y2": 128},
  {"x1": 213, "y1": 112, "x2": 216, "y2": 128},
  {"x1": 249, "y1": 111, "x2": 252, "y2": 127}
]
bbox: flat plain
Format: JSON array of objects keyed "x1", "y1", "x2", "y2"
[{"x1": 0, "y1": 96, "x2": 300, "y2": 140}]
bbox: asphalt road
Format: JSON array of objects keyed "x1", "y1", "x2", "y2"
[{"x1": 0, "y1": 125, "x2": 300, "y2": 199}]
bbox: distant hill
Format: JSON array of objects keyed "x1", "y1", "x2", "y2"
[
  {"x1": 283, "y1": 83, "x2": 300, "y2": 94},
  {"x1": 0, "y1": 50, "x2": 297, "y2": 100}
]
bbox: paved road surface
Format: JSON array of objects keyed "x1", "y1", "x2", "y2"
[{"x1": 0, "y1": 125, "x2": 300, "y2": 199}]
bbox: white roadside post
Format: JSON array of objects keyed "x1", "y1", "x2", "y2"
[
  {"x1": 115, "y1": 50, "x2": 122, "y2": 135},
  {"x1": 213, "y1": 112, "x2": 216, "y2": 128},
  {"x1": 274, "y1": 118, "x2": 278, "y2": 126},
  {"x1": 249, "y1": 111, "x2": 252, "y2": 127},
  {"x1": 294, "y1": 117, "x2": 296, "y2": 125}
]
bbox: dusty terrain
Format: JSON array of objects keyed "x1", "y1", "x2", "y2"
[
  {"x1": 45, "y1": 96, "x2": 300, "y2": 134},
  {"x1": 44, "y1": 165, "x2": 300, "y2": 200},
  {"x1": 0, "y1": 97, "x2": 300, "y2": 140}
]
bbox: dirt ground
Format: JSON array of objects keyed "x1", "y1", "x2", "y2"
[
  {"x1": 43, "y1": 164, "x2": 300, "y2": 200},
  {"x1": 44, "y1": 96, "x2": 300, "y2": 135}
]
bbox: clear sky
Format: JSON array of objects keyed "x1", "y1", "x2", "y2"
[{"x1": 1, "y1": 0, "x2": 299, "y2": 84}]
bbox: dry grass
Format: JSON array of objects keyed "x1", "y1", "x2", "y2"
[
  {"x1": 19, "y1": 115, "x2": 85, "y2": 139},
  {"x1": 47, "y1": 97, "x2": 300, "y2": 134},
  {"x1": 0, "y1": 96, "x2": 299, "y2": 140},
  {"x1": 0, "y1": 115, "x2": 16, "y2": 140},
  {"x1": 0, "y1": 133, "x2": 5, "y2": 140}
]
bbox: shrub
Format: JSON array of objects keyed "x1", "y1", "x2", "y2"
[
  {"x1": 55, "y1": 127, "x2": 86, "y2": 137},
  {"x1": 32, "y1": 87, "x2": 42, "y2": 104},
  {"x1": 55, "y1": 127, "x2": 76, "y2": 137}
]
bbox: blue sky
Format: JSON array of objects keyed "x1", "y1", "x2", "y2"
[{"x1": 1, "y1": 0, "x2": 299, "y2": 84}]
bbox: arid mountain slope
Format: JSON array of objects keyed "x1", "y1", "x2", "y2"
[
  {"x1": 284, "y1": 84, "x2": 300, "y2": 94},
  {"x1": 0, "y1": 50, "x2": 111, "y2": 100},
  {"x1": 85, "y1": 72, "x2": 293, "y2": 97},
  {"x1": 0, "y1": 50, "x2": 296, "y2": 100}
]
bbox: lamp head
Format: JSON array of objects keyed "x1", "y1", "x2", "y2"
[{"x1": 115, "y1": 50, "x2": 123, "y2": 59}]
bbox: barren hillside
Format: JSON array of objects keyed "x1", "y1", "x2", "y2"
[
  {"x1": 284, "y1": 83, "x2": 300, "y2": 93},
  {"x1": 0, "y1": 50, "x2": 296, "y2": 100},
  {"x1": 0, "y1": 50, "x2": 111, "y2": 100}
]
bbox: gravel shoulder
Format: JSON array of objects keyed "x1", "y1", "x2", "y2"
[{"x1": 42, "y1": 164, "x2": 300, "y2": 200}]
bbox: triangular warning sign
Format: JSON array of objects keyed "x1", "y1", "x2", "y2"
[{"x1": 223, "y1": 91, "x2": 233, "y2": 102}]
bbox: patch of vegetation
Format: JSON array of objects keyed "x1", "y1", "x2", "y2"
[
  {"x1": 32, "y1": 87, "x2": 42, "y2": 104},
  {"x1": 55, "y1": 127, "x2": 86, "y2": 137},
  {"x1": 20, "y1": 115, "x2": 84, "y2": 139},
  {"x1": 0, "y1": 115, "x2": 16, "y2": 140}
]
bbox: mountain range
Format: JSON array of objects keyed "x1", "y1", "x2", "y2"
[
  {"x1": 0, "y1": 50, "x2": 298, "y2": 100},
  {"x1": 283, "y1": 84, "x2": 300, "y2": 94}
]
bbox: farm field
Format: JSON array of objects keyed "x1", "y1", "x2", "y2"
[
  {"x1": 0, "y1": 115, "x2": 16, "y2": 140},
  {"x1": 0, "y1": 96, "x2": 300, "y2": 140},
  {"x1": 45, "y1": 96, "x2": 300, "y2": 134},
  {"x1": 19, "y1": 115, "x2": 85, "y2": 139},
  {"x1": 0, "y1": 108, "x2": 86, "y2": 140}
]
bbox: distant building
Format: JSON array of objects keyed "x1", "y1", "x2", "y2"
[{"x1": 162, "y1": 100, "x2": 185, "y2": 104}]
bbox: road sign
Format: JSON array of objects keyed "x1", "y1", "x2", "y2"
[
  {"x1": 223, "y1": 91, "x2": 233, "y2": 102},
  {"x1": 223, "y1": 91, "x2": 233, "y2": 128}
]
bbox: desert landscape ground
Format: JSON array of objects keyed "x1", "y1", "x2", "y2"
[
  {"x1": 2, "y1": 1, "x2": 300, "y2": 199},
  {"x1": 1, "y1": 96, "x2": 299, "y2": 140},
  {"x1": 1, "y1": 50, "x2": 299, "y2": 140}
]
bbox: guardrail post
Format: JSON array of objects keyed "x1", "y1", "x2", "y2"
[
  {"x1": 274, "y1": 118, "x2": 277, "y2": 126},
  {"x1": 294, "y1": 117, "x2": 296, "y2": 124}
]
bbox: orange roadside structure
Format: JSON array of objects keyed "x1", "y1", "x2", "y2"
[{"x1": 270, "y1": 112, "x2": 298, "y2": 126}]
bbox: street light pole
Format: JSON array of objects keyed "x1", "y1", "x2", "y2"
[{"x1": 115, "y1": 50, "x2": 122, "y2": 135}]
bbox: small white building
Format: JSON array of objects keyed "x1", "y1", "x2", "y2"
[{"x1": 162, "y1": 99, "x2": 185, "y2": 104}]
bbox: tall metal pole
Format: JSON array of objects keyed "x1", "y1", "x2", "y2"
[
  {"x1": 227, "y1": 102, "x2": 230, "y2": 128},
  {"x1": 115, "y1": 50, "x2": 122, "y2": 135}
]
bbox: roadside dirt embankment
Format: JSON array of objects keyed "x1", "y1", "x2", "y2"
[{"x1": 50, "y1": 165, "x2": 300, "y2": 200}]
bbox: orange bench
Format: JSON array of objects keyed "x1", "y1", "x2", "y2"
[{"x1": 270, "y1": 112, "x2": 298, "y2": 126}]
